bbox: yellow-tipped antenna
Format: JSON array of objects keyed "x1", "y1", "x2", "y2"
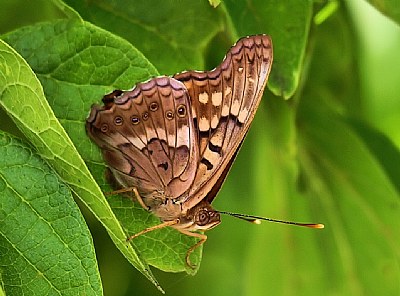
[{"x1": 218, "y1": 211, "x2": 324, "y2": 229}]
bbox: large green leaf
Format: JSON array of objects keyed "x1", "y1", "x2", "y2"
[
  {"x1": 347, "y1": 119, "x2": 400, "y2": 196},
  {"x1": 0, "y1": 35, "x2": 163, "y2": 291},
  {"x1": 294, "y1": 6, "x2": 400, "y2": 295},
  {"x1": 0, "y1": 131, "x2": 102, "y2": 295},
  {"x1": 297, "y1": 101, "x2": 400, "y2": 295},
  {"x1": 222, "y1": 0, "x2": 313, "y2": 98},
  {"x1": 65, "y1": 0, "x2": 311, "y2": 99},
  {"x1": 365, "y1": 0, "x2": 400, "y2": 25},
  {"x1": 64, "y1": 0, "x2": 226, "y2": 75}
]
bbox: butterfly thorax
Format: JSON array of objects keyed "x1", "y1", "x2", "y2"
[{"x1": 144, "y1": 191, "x2": 184, "y2": 221}]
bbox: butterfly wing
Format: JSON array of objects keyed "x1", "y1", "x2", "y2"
[
  {"x1": 173, "y1": 35, "x2": 273, "y2": 210},
  {"x1": 86, "y1": 77, "x2": 198, "y2": 200}
]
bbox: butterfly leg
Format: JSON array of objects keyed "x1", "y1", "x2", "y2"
[
  {"x1": 126, "y1": 219, "x2": 179, "y2": 242},
  {"x1": 177, "y1": 229, "x2": 207, "y2": 269},
  {"x1": 105, "y1": 187, "x2": 150, "y2": 211}
]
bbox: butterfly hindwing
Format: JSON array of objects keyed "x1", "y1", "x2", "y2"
[
  {"x1": 174, "y1": 35, "x2": 273, "y2": 209},
  {"x1": 86, "y1": 77, "x2": 198, "y2": 199}
]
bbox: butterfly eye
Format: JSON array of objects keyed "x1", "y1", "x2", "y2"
[
  {"x1": 165, "y1": 110, "x2": 174, "y2": 120},
  {"x1": 196, "y1": 210, "x2": 210, "y2": 226},
  {"x1": 100, "y1": 123, "x2": 109, "y2": 133},
  {"x1": 131, "y1": 116, "x2": 140, "y2": 125},
  {"x1": 114, "y1": 116, "x2": 123, "y2": 126},
  {"x1": 176, "y1": 104, "x2": 186, "y2": 118},
  {"x1": 149, "y1": 102, "x2": 159, "y2": 112},
  {"x1": 142, "y1": 112, "x2": 149, "y2": 121}
]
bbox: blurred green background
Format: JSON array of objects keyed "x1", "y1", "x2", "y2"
[{"x1": 1, "y1": 0, "x2": 399, "y2": 295}]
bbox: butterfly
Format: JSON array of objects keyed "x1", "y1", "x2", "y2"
[{"x1": 86, "y1": 35, "x2": 289, "y2": 268}]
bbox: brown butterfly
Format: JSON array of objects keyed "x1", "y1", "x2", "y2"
[{"x1": 86, "y1": 35, "x2": 322, "y2": 268}]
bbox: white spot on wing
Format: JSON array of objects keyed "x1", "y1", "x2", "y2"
[
  {"x1": 199, "y1": 117, "x2": 210, "y2": 131},
  {"x1": 238, "y1": 108, "x2": 248, "y2": 123},
  {"x1": 199, "y1": 92, "x2": 209, "y2": 104},
  {"x1": 203, "y1": 148, "x2": 221, "y2": 166},
  {"x1": 231, "y1": 100, "x2": 240, "y2": 116},
  {"x1": 168, "y1": 134, "x2": 175, "y2": 147},
  {"x1": 176, "y1": 125, "x2": 189, "y2": 147},
  {"x1": 211, "y1": 115, "x2": 219, "y2": 129},
  {"x1": 211, "y1": 92, "x2": 222, "y2": 106},
  {"x1": 210, "y1": 133, "x2": 223, "y2": 147},
  {"x1": 221, "y1": 105, "x2": 230, "y2": 116},
  {"x1": 149, "y1": 128, "x2": 159, "y2": 139},
  {"x1": 221, "y1": 87, "x2": 232, "y2": 117},
  {"x1": 128, "y1": 136, "x2": 145, "y2": 150},
  {"x1": 190, "y1": 105, "x2": 196, "y2": 120},
  {"x1": 156, "y1": 127, "x2": 167, "y2": 141}
]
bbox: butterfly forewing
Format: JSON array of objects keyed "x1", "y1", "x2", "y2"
[
  {"x1": 86, "y1": 77, "x2": 198, "y2": 200},
  {"x1": 174, "y1": 35, "x2": 273, "y2": 209}
]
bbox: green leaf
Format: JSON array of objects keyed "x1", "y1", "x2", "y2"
[
  {"x1": 108, "y1": 196, "x2": 202, "y2": 272},
  {"x1": 64, "y1": 0, "x2": 226, "y2": 74},
  {"x1": 366, "y1": 0, "x2": 400, "y2": 25},
  {"x1": 0, "y1": 131, "x2": 102, "y2": 295},
  {"x1": 294, "y1": 6, "x2": 400, "y2": 295},
  {"x1": 297, "y1": 99, "x2": 400, "y2": 295},
  {"x1": 50, "y1": 0, "x2": 82, "y2": 20},
  {"x1": 347, "y1": 119, "x2": 400, "y2": 196},
  {"x1": 241, "y1": 96, "x2": 327, "y2": 296},
  {"x1": 65, "y1": 0, "x2": 311, "y2": 99},
  {"x1": 0, "y1": 0, "x2": 63, "y2": 35},
  {"x1": 0, "y1": 34, "x2": 163, "y2": 291},
  {"x1": 222, "y1": 0, "x2": 313, "y2": 98}
]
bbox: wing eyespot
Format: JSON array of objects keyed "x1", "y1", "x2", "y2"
[
  {"x1": 177, "y1": 104, "x2": 187, "y2": 118},
  {"x1": 100, "y1": 123, "x2": 109, "y2": 133},
  {"x1": 165, "y1": 110, "x2": 174, "y2": 120},
  {"x1": 131, "y1": 115, "x2": 140, "y2": 125},
  {"x1": 114, "y1": 116, "x2": 123, "y2": 126},
  {"x1": 142, "y1": 111, "x2": 149, "y2": 121},
  {"x1": 149, "y1": 102, "x2": 159, "y2": 112}
]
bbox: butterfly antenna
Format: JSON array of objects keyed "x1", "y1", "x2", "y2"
[{"x1": 217, "y1": 211, "x2": 324, "y2": 229}]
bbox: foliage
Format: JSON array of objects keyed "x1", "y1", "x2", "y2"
[{"x1": 0, "y1": 0, "x2": 399, "y2": 295}]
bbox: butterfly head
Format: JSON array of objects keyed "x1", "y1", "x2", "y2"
[
  {"x1": 179, "y1": 201, "x2": 221, "y2": 231},
  {"x1": 173, "y1": 201, "x2": 221, "y2": 231}
]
